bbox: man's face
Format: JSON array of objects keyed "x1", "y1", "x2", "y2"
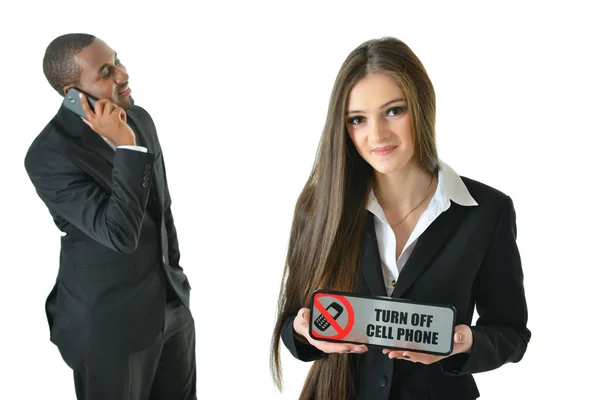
[{"x1": 66, "y1": 38, "x2": 134, "y2": 109}]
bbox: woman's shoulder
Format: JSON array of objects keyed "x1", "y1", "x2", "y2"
[
  {"x1": 459, "y1": 176, "x2": 512, "y2": 213},
  {"x1": 440, "y1": 161, "x2": 511, "y2": 213}
]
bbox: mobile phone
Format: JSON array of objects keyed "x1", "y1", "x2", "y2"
[
  {"x1": 63, "y1": 88, "x2": 97, "y2": 119},
  {"x1": 314, "y1": 302, "x2": 344, "y2": 331}
]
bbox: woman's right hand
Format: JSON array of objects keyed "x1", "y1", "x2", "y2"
[{"x1": 293, "y1": 308, "x2": 368, "y2": 354}]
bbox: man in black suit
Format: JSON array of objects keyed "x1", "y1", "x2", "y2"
[{"x1": 24, "y1": 33, "x2": 196, "y2": 400}]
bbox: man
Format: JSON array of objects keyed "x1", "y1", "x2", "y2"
[{"x1": 24, "y1": 33, "x2": 196, "y2": 400}]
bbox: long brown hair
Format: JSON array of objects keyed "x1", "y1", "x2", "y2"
[{"x1": 270, "y1": 37, "x2": 439, "y2": 400}]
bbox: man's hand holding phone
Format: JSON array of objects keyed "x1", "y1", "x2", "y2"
[
  {"x1": 80, "y1": 94, "x2": 136, "y2": 147},
  {"x1": 293, "y1": 308, "x2": 368, "y2": 354}
]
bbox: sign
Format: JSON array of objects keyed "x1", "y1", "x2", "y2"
[{"x1": 309, "y1": 290, "x2": 457, "y2": 355}]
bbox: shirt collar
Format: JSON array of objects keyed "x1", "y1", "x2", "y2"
[
  {"x1": 438, "y1": 160, "x2": 478, "y2": 207},
  {"x1": 366, "y1": 160, "x2": 477, "y2": 221}
]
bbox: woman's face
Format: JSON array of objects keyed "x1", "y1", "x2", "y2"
[{"x1": 345, "y1": 73, "x2": 415, "y2": 176}]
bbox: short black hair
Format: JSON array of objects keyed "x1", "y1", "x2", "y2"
[{"x1": 43, "y1": 33, "x2": 96, "y2": 96}]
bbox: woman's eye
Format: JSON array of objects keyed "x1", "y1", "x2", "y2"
[
  {"x1": 386, "y1": 106, "x2": 405, "y2": 116},
  {"x1": 347, "y1": 116, "x2": 365, "y2": 125}
]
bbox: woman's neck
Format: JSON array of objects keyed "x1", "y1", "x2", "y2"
[{"x1": 373, "y1": 159, "x2": 434, "y2": 211}]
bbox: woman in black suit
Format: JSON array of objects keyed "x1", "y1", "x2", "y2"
[{"x1": 270, "y1": 37, "x2": 530, "y2": 400}]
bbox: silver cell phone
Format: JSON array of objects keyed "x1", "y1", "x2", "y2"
[{"x1": 63, "y1": 88, "x2": 97, "y2": 119}]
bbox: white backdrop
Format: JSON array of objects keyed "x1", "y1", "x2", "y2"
[{"x1": 1, "y1": 1, "x2": 598, "y2": 399}]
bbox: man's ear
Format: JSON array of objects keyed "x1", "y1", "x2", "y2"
[{"x1": 62, "y1": 84, "x2": 76, "y2": 96}]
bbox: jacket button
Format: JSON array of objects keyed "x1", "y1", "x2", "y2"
[
  {"x1": 143, "y1": 175, "x2": 150, "y2": 182},
  {"x1": 142, "y1": 182, "x2": 149, "y2": 188},
  {"x1": 145, "y1": 164, "x2": 152, "y2": 170},
  {"x1": 379, "y1": 374, "x2": 387, "y2": 387}
]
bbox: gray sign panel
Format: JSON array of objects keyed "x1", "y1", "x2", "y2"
[{"x1": 309, "y1": 290, "x2": 457, "y2": 355}]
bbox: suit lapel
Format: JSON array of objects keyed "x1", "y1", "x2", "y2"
[
  {"x1": 360, "y1": 212, "x2": 387, "y2": 296},
  {"x1": 126, "y1": 110, "x2": 149, "y2": 149},
  {"x1": 391, "y1": 202, "x2": 473, "y2": 298}
]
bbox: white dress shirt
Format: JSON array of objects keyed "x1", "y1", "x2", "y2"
[
  {"x1": 100, "y1": 135, "x2": 147, "y2": 153},
  {"x1": 366, "y1": 161, "x2": 479, "y2": 296}
]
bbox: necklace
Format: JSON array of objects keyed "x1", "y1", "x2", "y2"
[{"x1": 390, "y1": 174, "x2": 434, "y2": 229}]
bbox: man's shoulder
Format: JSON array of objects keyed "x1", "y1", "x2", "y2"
[
  {"x1": 127, "y1": 104, "x2": 158, "y2": 136},
  {"x1": 27, "y1": 113, "x2": 65, "y2": 154},
  {"x1": 24, "y1": 120, "x2": 73, "y2": 176},
  {"x1": 128, "y1": 104, "x2": 153, "y2": 122}
]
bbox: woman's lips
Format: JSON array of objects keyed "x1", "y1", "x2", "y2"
[{"x1": 372, "y1": 145, "x2": 397, "y2": 156}]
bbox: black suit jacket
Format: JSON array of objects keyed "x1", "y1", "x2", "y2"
[
  {"x1": 24, "y1": 104, "x2": 191, "y2": 360},
  {"x1": 281, "y1": 178, "x2": 531, "y2": 400}
]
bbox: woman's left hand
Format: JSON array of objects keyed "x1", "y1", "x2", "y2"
[{"x1": 382, "y1": 324, "x2": 473, "y2": 364}]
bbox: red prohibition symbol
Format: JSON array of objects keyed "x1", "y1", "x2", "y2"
[{"x1": 311, "y1": 293, "x2": 355, "y2": 340}]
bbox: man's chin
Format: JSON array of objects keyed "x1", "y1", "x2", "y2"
[
  {"x1": 129, "y1": 96, "x2": 135, "y2": 107},
  {"x1": 120, "y1": 96, "x2": 135, "y2": 110}
]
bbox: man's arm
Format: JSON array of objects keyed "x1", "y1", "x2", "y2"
[{"x1": 25, "y1": 146, "x2": 156, "y2": 254}]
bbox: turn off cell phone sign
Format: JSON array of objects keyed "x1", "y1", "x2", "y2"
[{"x1": 309, "y1": 290, "x2": 457, "y2": 355}]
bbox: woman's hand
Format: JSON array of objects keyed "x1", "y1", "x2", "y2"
[
  {"x1": 382, "y1": 324, "x2": 473, "y2": 364},
  {"x1": 293, "y1": 308, "x2": 368, "y2": 354}
]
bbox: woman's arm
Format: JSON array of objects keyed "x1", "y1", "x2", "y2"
[
  {"x1": 280, "y1": 313, "x2": 327, "y2": 362},
  {"x1": 440, "y1": 195, "x2": 531, "y2": 375},
  {"x1": 281, "y1": 308, "x2": 368, "y2": 361}
]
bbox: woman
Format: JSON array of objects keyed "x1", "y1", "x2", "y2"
[{"x1": 270, "y1": 37, "x2": 530, "y2": 400}]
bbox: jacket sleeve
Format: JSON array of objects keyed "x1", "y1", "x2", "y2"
[
  {"x1": 280, "y1": 315, "x2": 326, "y2": 362},
  {"x1": 441, "y1": 195, "x2": 531, "y2": 375},
  {"x1": 25, "y1": 146, "x2": 156, "y2": 254}
]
